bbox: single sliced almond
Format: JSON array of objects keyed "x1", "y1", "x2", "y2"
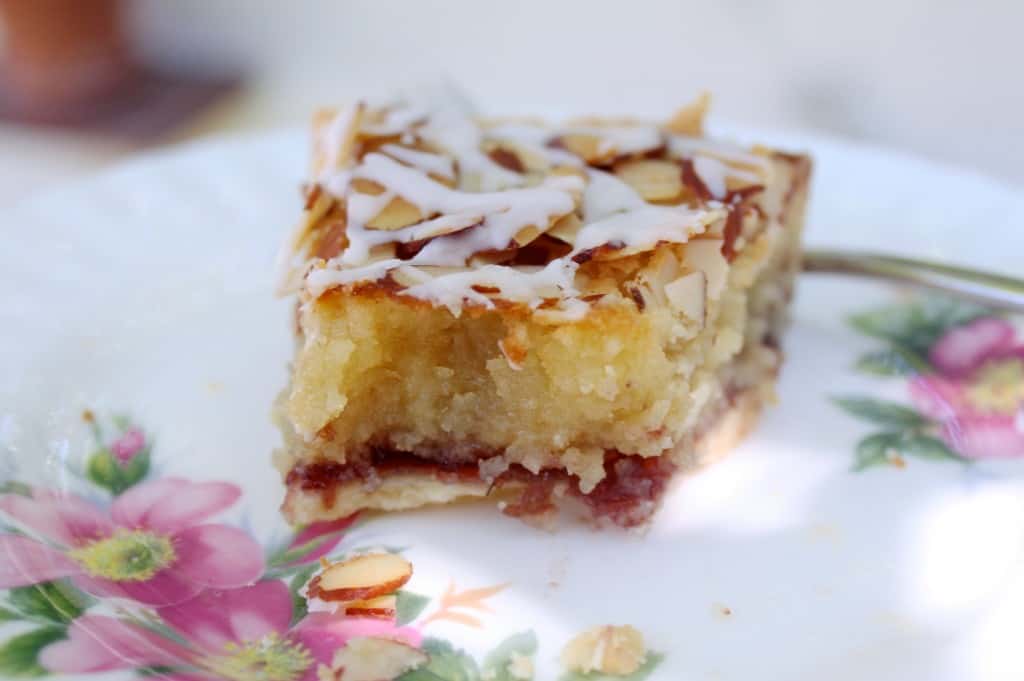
[
  {"x1": 389, "y1": 266, "x2": 432, "y2": 287},
  {"x1": 682, "y1": 238, "x2": 728, "y2": 300},
  {"x1": 311, "y1": 103, "x2": 365, "y2": 176},
  {"x1": 546, "y1": 213, "x2": 583, "y2": 246},
  {"x1": 310, "y1": 553, "x2": 412, "y2": 602},
  {"x1": 561, "y1": 625, "x2": 647, "y2": 676},
  {"x1": 512, "y1": 224, "x2": 544, "y2": 247},
  {"x1": 343, "y1": 594, "x2": 397, "y2": 619},
  {"x1": 405, "y1": 213, "x2": 483, "y2": 241},
  {"x1": 320, "y1": 637, "x2": 428, "y2": 681},
  {"x1": 613, "y1": 159, "x2": 684, "y2": 202},
  {"x1": 350, "y1": 178, "x2": 386, "y2": 196},
  {"x1": 665, "y1": 92, "x2": 710, "y2": 137},
  {"x1": 365, "y1": 197, "x2": 424, "y2": 231},
  {"x1": 664, "y1": 271, "x2": 707, "y2": 325},
  {"x1": 555, "y1": 133, "x2": 617, "y2": 165}
]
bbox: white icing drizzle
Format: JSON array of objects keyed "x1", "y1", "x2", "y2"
[
  {"x1": 380, "y1": 143, "x2": 456, "y2": 179},
  {"x1": 343, "y1": 153, "x2": 577, "y2": 267},
  {"x1": 668, "y1": 135, "x2": 770, "y2": 171},
  {"x1": 693, "y1": 155, "x2": 762, "y2": 199},
  {"x1": 419, "y1": 105, "x2": 525, "y2": 191},
  {"x1": 402, "y1": 260, "x2": 580, "y2": 316},
  {"x1": 581, "y1": 169, "x2": 647, "y2": 221},
  {"x1": 561, "y1": 125, "x2": 664, "y2": 156},
  {"x1": 573, "y1": 205, "x2": 718, "y2": 255},
  {"x1": 485, "y1": 123, "x2": 584, "y2": 167}
]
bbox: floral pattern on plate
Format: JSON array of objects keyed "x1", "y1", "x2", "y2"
[
  {"x1": 833, "y1": 297, "x2": 1024, "y2": 470},
  {"x1": 0, "y1": 413, "x2": 663, "y2": 680}
]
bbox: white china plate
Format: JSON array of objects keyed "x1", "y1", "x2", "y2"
[{"x1": 2, "y1": 126, "x2": 1023, "y2": 681}]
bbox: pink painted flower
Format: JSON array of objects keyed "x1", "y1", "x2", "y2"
[
  {"x1": 110, "y1": 427, "x2": 146, "y2": 464},
  {"x1": 0, "y1": 478, "x2": 264, "y2": 606},
  {"x1": 910, "y1": 318, "x2": 1024, "y2": 458},
  {"x1": 41, "y1": 581, "x2": 421, "y2": 681}
]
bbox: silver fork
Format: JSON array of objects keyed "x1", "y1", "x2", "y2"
[{"x1": 802, "y1": 250, "x2": 1024, "y2": 313}]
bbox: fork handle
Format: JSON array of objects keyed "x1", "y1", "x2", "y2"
[{"x1": 802, "y1": 250, "x2": 1024, "y2": 314}]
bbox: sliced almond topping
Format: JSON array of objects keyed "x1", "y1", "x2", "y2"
[
  {"x1": 665, "y1": 92, "x2": 710, "y2": 137},
  {"x1": 561, "y1": 625, "x2": 647, "y2": 676},
  {"x1": 349, "y1": 178, "x2": 386, "y2": 196},
  {"x1": 311, "y1": 103, "x2": 365, "y2": 176},
  {"x1": 512, "y1": 224, "x2": 544, "y2": 247},
  {"x1": 389, "y1": 266, "x2": 432, "y2": 287},
  {"x1": 487, "y1": 147, "x2": 526, "y2": 173},
  {"x1": 311, "y1": 218, "x2": 348, "y2": 261},
  {"x1": 547, "y1": 213, "x2": 583, "y2": 246},
  {"x1": 342, "y1": 594, "x2": 397, "y2": 619},
  {"x1": 318, "y1": 637, "x2": 427, "y2": 681},
  {"x1": 682, "y1": 238, "x2": 728, "y2": 300},
  {"x1": 664, "y1": 271, "x2": 707, "y2": 325},
  {"x1": 310, "y1": 553, "x2": 412, "y2": 602},
  {"x1": 406, "y1": 213, "x2": 484, "y2": 241},
  {"x1": 613, "y1": 159, "x2": 684, "y2": 202},
  {"x1": 555, "y1": 133, "x2": 617, "y2": 165},
  {"x1": 365, "y1": 197, "x2": 425, "y2": 231}
]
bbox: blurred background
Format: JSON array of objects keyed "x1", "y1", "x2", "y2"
[{"x1": 1, "y1": 0, "x2": 1021, "y2": 207}]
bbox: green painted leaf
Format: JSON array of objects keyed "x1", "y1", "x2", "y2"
[
  {"x1": 0, "y1": 606, "x2": 22, "y2": 622},
  {"x1": 267, "y1": 533, "x2": 340, "y2": 569},
  {"x1": 118, "y1": 447, "x2": 151, "y2": 490},
  {"x1": 854, "y1": 346, "x2": 927, "y2": 376},
  {"x1": 901, "y1": 434, "x2": 970, "y2": 463},
  {"x1": 853, "y1": 432, "x2": 903, "y2": 471},
  {"x1": 288, "y1": 563, "x2": 320, "y2": 626},
  {"x1": 395, "y1": 591, "x2": 430, "y2": 626},
  {"x1": 558, "y1": 651, "x2": 665, "y2": 681},
  {"x1": 396, "y1": 668, "x2": 445, "y2": 679},
  {"x1": 404, "y1": 638, "x2": 479, "y2": 681},
  {"x1": 849, "y1": 298, "x2": 991, "y2": 357},
  {"x1": 0, "y1": 626, "x2": 66, "y2": 677},
  {"x1": 7, "y1": 582, "x2": 92, "y2": 625},
  {"x1": 832, "y1": 397, "x2": 929, "y2": 428},
  {"x1": 481, "y1": 630, "x2": 537, "y2": 681},
  {"x1": 0, "y1": 481, "x2": 32, "y2": 497},
  {"x1": 85, "y1": 448, "x2": 150, "y2": 495}
]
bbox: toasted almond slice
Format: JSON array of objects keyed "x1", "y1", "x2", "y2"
[
  {"x1": 389, "y1": 266, "x2": 432, "y2": 287},
  {"x1": 665, "y1": 91, "x2": 710, "y2": 137},
  {"x1": 343, "y1": 594, "x2": 397, "y2": 619},
  {"x1": 365, "y1": 197, "x2": 424, "y2": 231},
  {"x1": 311, "y1": 553, "x2": 412, "y2": 602},
  {"x1": 311, "y1": 218, "x2": 348, "y2": 261},
  {"x1": 468, "y1": 249, "x2": 516, "y2": 267},
  {"x1": 487, "y1": 147, "x2": 526, "y2": 173},
  {"x1": 561, "y1": 625, "x2": 647, "y2": 676},
  {"x1": 546, "y1": 213, "x2": 583, "y2": 246},
  {"x1": 664, "y1": 271, "x2": 707, "y2": 325},
  {"x1": 349, "y1": 178, "x2": 386, "y2": 196},
  {"x1": 405, "y1": 213, "x2": 483, "y2": 241},
  {"x1": 556, "y1": 133, "x2": 615, "y2": 165},
  {"x1": 320, "y1": 637, "x2": 428, "y2": 681},
  {"x1": 512, "y1": 224, "x2": 544, "y2": 247},
  {"x1": 311, "y1": 103, "x2": 365, "y2": 176},
  {"x1": 682, "y1": 238, "x2": 728, "y2": 299},
  {"x1": 613, "y1": 159, "x2": 684, "y2": 202}
]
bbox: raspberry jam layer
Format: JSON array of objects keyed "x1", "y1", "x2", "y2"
[{"x1": 286, "y1": 450, "x2": 675, "y2": 528}]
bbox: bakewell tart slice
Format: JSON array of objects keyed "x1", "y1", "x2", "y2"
[{"x1": 274, "y1": 93, "x2": 812, "y2": 528}]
